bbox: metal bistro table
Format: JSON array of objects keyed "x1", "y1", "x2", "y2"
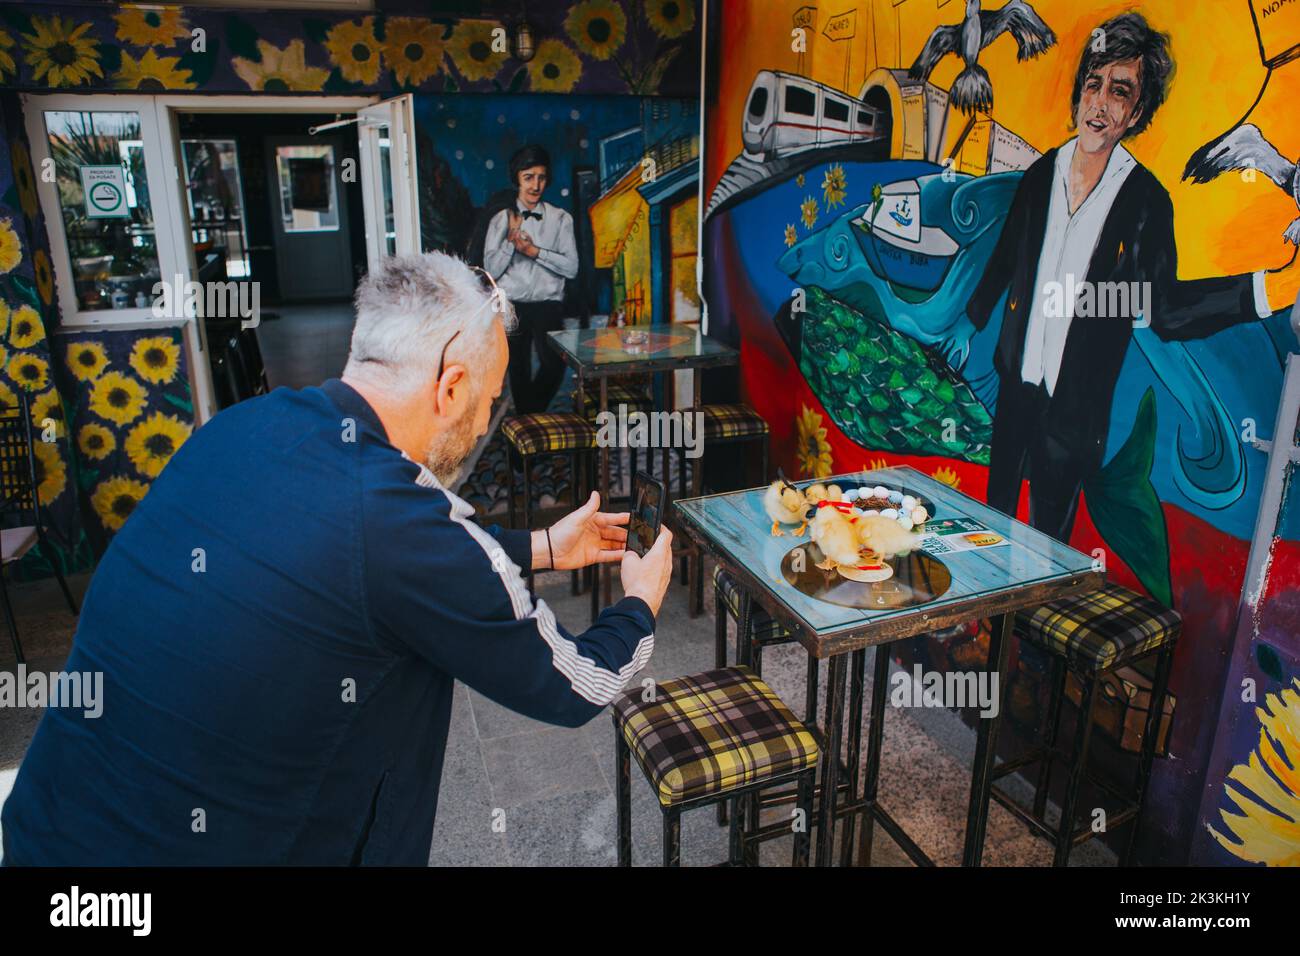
[
  {"x1": 673, "y1": 465, "x2": 1102, "y2": 867},
  {"x1": 548, "y1": 325, "x2": 738, "y2": 605}
]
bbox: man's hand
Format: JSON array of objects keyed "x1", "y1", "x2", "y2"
[
  {"x1": 512, "y1": 230, "x2": 540, "y2": 258},
  {"x1": 506, "y1": 210, "x2": 522, "y2": 243},
  {"x1": 533, "y1": 491, "x2": 628, "y2": 571},
  {"x1": 620, "y1": 526, "x2": 673, "y2": 618}
]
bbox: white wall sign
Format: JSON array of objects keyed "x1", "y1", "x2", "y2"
[{"x1": 79, "y1": 165, "x2": 129, "y2": 219}]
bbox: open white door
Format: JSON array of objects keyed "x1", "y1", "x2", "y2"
[{"x1": 358, "y1": 94, "x2": 420, "y2": 270}]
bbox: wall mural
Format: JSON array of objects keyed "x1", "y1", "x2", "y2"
[
  {"x1": 0, "y1": 94, "x2": 91, "y2": 579},
  {"x1": 703, "y1": 0, "x2": 1300, "y2": 864},
  {"x1": 0, "y1": 1, "x2": 701, "y2": 98}
]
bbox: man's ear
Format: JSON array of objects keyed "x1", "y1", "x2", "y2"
[{"x1": 436, "y1": 364, "x2": 468, "y2": 415}]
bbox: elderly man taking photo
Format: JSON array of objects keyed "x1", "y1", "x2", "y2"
[{"x1": 1, "y1": 252, "x2": 673, "y2": 866}]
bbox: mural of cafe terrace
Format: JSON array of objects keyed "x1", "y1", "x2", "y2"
[{"x1": 0, "y1": 0, "x2": 1296, "y2": 897}]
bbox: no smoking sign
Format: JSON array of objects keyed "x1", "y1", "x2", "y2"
[{"x1": 79, "y1": 165, "x2": 129, "y2": 219}]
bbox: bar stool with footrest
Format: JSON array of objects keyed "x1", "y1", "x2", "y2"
[
  {"x1": 987, "y1": 582, "x2": 1180, "y2": 866},
  {"x1": 613, "y1": 666, "x2": 819, "y2": 866},
  {"x1": 501, "y1": 411, "x2": 597, "y2": 617}
]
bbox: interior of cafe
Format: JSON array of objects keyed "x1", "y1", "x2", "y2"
[{"x1": 0, "y1": 0, "x2": 1297, "y2": 871}]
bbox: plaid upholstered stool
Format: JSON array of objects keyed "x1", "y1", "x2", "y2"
[
  {"x1": 989, "y1": 582, "x2": 1181, "y2": 866},
  {"x1": 613, "y1": 666, "x2": 819, "y2": 866},
  {"x1": 501, "y1": 412, "x2": 597, "y2": 614}
]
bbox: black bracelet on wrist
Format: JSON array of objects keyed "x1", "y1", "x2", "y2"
[{"x1": 545, "y1": 527, "x2": 555, "y2": 570}]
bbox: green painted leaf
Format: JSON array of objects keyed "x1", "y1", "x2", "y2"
[
  {"x1": 10, "y1": 275, "x2": 39, "y2": 309},
  {"x1": 507, "y1": 66, "x2": 527, "y2": 93},
  {"x1": 1082, "y1": 388, "x2": 1172, "y2": 606},
  {"x1": 163, "y1": 392, "x2": 194, "y2": 415},
  {"x1": 226, "y1": 16, "x2": 262, "y2": 62},
  {"x1": 178, "y1": 42, "x2": 219, "y2": 88},
  {"x1": 302, "y1": 18, "x2": 330, "y2": 45},
  {"x1": 1256, "y1": 643, "x2": 1285, "y2": 683}
]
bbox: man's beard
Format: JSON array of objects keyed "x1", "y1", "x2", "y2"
[{"x1": 424, "y1": 407, "x2": 480, "y2": 485}]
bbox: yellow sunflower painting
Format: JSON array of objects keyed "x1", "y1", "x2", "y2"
[
  {"x1": 33, "y1": 249, "x2": 54, "y2": 305},
  {"x1": 9, "y1": 305, "x2": 45, "y2": 349},
  {"x1": 0, "y1": 301, "x2": 8, "y2": 340},
  {"x1": 23, "y1": 16, "x2": 104, "y2": 87},
  {"x1": 67, "y1": 340, "x2": 110, "y2": 382},
  {"x1": 30, "y1": 389, "x2": 66, "y2": 439},
  {"x1": 783, "y1": 224, "x2": 797, "y2": 248},
  {"x1": 447, "y1": 19, "x2": 506, "y2": 82},
  {"x1": 233, "y1": 39, "x2": 329, "y2": 93},
  {"x1": 822, "y1": 164, "x2": 847, "y2": 208},
  {"x1": 78, "y1": 422, "x2": 116, "y2": 461},
  {"x1": 125, "y1": 412, "x2": 191, "y2": 479},
  {"x1": 89, "y1": 370, "x2": 147, "y2": 426},
  {"x1": 32, "y1": 441, "x2": 66, "y2": 505},
  {"x1": 528, "y1": 39, "x2": 582, "y2": 94},
  {"x1": 11, "y1": 140, "x2": 38, "y2": 219},
  {"x1": 646, "y1": 0, "x2": 695, "y2": 40},
  {"x1": 114, "y1": 5, "x2": 190, "y2": 47},
  {"x1": 0, "y1": 30, "x2": 15, "y2": 81},
  {"x1": 0, "y1": 379, "x2": 16, "y2": 414},
  {"x1": 91, "y1": 475, "x2": 150, "y2": 532},
  {"x1": 114, "y1": 49, "x2": 195, "y2": 91},
  {"x1": 566, "y1": 0, "x2": 626, "y2": 61},
  {"x1": 325, "y1": 17, "x2": 381, "y2": 85},
  {"x1": 1209, "y1": 678, "x2": 1300, "y2": 866},
  {"x1": 383, "y1": 17, "x2": 445, "y2": 87},
  {"x1": 7, "y1": 353, "x2": 49, "y2": 393},
  {"x1": 128, "y1": 335, "x2": 180, "y2": 385},
  {"x1": 800, "y1": 196, "x2": 818, "y2": 230},
  {"x1": 796, "y1": 404, "x2": 834, "y2": 479},
  {"x1": 0, "y1": 219, "x2": 20, "y2": 274}
]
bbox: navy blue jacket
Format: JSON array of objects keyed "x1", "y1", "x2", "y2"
[{"x1": 1, "y1": 380, "x2": 654, "y2": 865}]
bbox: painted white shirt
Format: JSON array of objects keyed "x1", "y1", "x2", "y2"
[
  {"x1": 483, "y1": 200, "x2": 579, "y2": 303},
  {"x1": 1021, "y1": 137, "x2": 1136, "y2": 396}
]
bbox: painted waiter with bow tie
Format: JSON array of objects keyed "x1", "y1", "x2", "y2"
[{"x1": 485, "y1": 144, "x2": 580, "y2": 414}]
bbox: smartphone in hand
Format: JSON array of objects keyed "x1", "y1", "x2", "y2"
[{"x1": 627, "y1": 471, "x2": 666, "y2": 557}]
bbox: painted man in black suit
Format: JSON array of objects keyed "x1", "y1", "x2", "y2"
[{"x1": 967, "y1": 11, "x2": 1296, "y2": 542}]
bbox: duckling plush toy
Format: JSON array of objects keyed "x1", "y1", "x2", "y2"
[{"x1": 763, "y1": 480, "x2": 809, "y2": 537}]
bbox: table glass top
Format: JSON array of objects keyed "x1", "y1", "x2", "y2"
[
  {"x1": 674, "y1": 466, "x2": 1097, "y2": 637},
  {"x1": 548, "y1": 325, "x2": 737, "y2": 371}
]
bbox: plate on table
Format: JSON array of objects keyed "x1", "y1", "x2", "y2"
[{"x1": 779, "y1": 542, "x2": 952, "y2": 611}]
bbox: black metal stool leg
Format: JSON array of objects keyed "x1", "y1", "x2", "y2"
[
  {"x1": 728, "y1": 794, "x2": 744, "y2": 864},
  {"x1": 521, "y1": 453, "x2": 535, "y2": 595},
  {"x1": 615, "y1": 724, "x2": 632, "y2": 867},
  {"x1": 839, "y1": 648, "x2": 867, "y2": 865},
  {"x1": 1121, "y1": 643, "x2": 1176, "y2": 866},
  {"x1": 0, "y1": 574, "x2": 24, "y2": 665},
  {"x1": 716, "y1": 585, "x2": 730, "y2": 827},
  {"x1": 505, "y1": 446, "x2": 518, "y2": 531},
  {"x1": 855, "y1": 644, "x2": 891, "y2": 865},
  {"x1": 793, "y1": 769, "x2": 815, "y2": 867},
  {"x1": 663, "y1": 809, "x2": 682, "y2": 867},
  {"x1": 805, "y1": 654, "x2": 820, "y2": 726},
  {"x1": 1053, "y1": 668, "x2": 1098, "y2": 867},
  {"x1": 1034, "y1": 651, "x2": 1069, "y2": 822}
]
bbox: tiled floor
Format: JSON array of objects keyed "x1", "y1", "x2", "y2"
[{"x1": 0, "y1": 556, "x2": 1114, "y2": 867}]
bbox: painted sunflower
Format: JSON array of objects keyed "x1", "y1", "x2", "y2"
[
  {"x1": 447, "y1": 19, "x2": 506, "y2": 82},
  {"x1": 796, "y1": 404, "x2": 834, "y2": 479},
  {"x1": 30, "y1": 388, "x2": 66, "y2": 439},
  {"x1": 125, "y1": 411, "x2": 191, "y2": 478},
  {"x1": 0, "y1": 301, "x2": 8, "y2": 340},
  {"x1": 783, "y1": 224, "x2": 797, "y2": 248},
  {"x1": 7, "y1": 352, "x2": 49, "y2": 393},
  {"x1": 565, "y1": 0, "x2": 627, "y2": 61},
  {"x1": 114, "y1": 5, "x2": 190, "y2": 47},
  {"x1": 0, "y1": 219, "x2": 20, "y2": 274},
  {"x1": 646, "y1": 0, "x2": 695, "y2": 40},
  {"x1": 89, "y1": 370, "x2": 147, "y2": 426},
  {"x1": 325, "y1": 16, "x2": 381, "y2": 85},
  {"x1": 92, "y1": 475, "x2": 150, "y2": 533},
  {"x1": 32, "y1": 441, "x2": 66, "y2": 505},
  {"x1": 78, "y1": 422, "x2": 116, "y2": 461},
  {"x1": 128, "y1": 335, "x2": 180, "y2": 385},
  {"x1": 33, "y1": 249, "x2": 54, "y2": 305},
  {"x1": 0, "y1": 379, "x2": 16, "y2": 414},
  {"x1": 932, "y1": 465, "x2": 961, "y2": 489},
  {"x1": 800, "y1": 195, "x2": 818, "y2": 230},
  {"x1": 11, "y1": 140, "x2": 38, "y2": 219},
  {"x1": 67, "y1": 340, "x2": 110, "y2": 381},
  {"x1": 23, "y1": 15, "x2": 103, "y2": 88},
  {"x1": 822, "y1": 164, "x2": 847, "y2": 208},
  {"x1": 1210, "y1": 678, "x2": 1300, "y2": 865},
  {"x1": 233, "y1": 39, "x2": 330, "y2": 93},
  {"x1": 528, "y1": 39, "x2": 582, "y2": 94},
  {"x1": 9, "y1": 305, "x2": 45, "y2": 349},
  {"x1": 383, "y1": 17, "x2": 446, "y2": 87},
  {"x1": 0, "y1": 30, "x2": 15, "y2": 81},
  {"x1": 114, "y1": 49, "x2": 195, "y2": 90}
]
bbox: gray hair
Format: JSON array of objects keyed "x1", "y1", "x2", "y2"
[{"x1": 343, "y1": 251, "x2": 515, "y2": 396}]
